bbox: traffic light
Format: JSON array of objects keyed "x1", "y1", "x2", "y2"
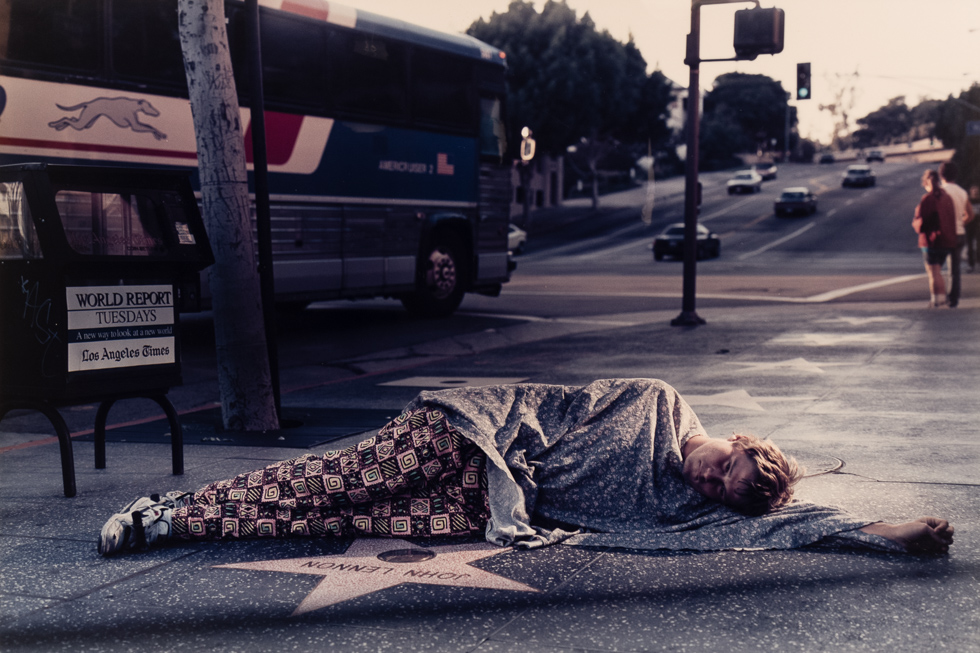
[
  {"x1": 797, "y1": 62, "x2": 811, "y2": 100},
  {"x1": 733, "y1": 7, "x2": 785, "y2": 60}
]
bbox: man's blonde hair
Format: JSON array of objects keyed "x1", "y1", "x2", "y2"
[{"x1": 731, "y1": 434, "x2": 804, "y2": 516}]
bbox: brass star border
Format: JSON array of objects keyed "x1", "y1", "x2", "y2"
[{"x1": 215, "y1": 539, "x2": 540, "y2": 616}]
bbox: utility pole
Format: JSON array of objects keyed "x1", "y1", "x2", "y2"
[
  {"x1": 784, "y1": 91, "x2": 791, "y2": 162},
  {"x1": 245, "y1": 0, "x2": 281, "y2": 418}
]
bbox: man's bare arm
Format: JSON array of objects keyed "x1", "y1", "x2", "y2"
[{"x1": 860, "y1": 517, "x2": 954, "y2": 554}]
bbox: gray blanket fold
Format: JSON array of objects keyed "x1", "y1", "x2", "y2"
[{"x1": 405, "y1": 379, "x2": 900, "y2": 552}]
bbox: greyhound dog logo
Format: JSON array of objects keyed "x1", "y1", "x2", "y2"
[{"x1": 48, "y1": 97, "x2": 167, "y2": 140}]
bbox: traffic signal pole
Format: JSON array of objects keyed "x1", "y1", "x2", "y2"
[
  {"x1": 671, "y1": 1, "x2": 707, "y2": 326},
  {"x1": 672, "y1": 0, "x2": 782, "y2": 327}
]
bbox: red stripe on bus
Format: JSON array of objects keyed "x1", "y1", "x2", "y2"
[
  {"x1": 0, "y1": 136, "x2": 197, "y2": 160},
  {"x1": 280, "y1": 0, "x2": 329, "y2": 21},
  {"x1": 244, "y1": 111, "x2": 305, "y2": 166}
]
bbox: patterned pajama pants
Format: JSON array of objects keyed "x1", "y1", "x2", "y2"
[{"x1": 171, "y1": 408, "x2": 490, "y2": 541}]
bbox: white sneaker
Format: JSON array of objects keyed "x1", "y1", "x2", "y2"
[{"x1": 98, "y1": 492, "x2": 191, "y2": 556}]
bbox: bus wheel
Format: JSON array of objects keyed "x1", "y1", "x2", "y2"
[{"x1": 401, "y1": 235, "x2": 467, "y2": 317}]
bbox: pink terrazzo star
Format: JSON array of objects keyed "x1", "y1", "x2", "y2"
[{"x1": 215, "y1": 539, "x2": 540, "y2": 615}]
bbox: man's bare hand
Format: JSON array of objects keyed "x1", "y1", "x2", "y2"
[{"x1": 861, "y1": 517, "x2": 954, "y2": 554}]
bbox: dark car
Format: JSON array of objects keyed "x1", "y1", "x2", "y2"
[
  {"x1": 774, "y1": 187, "x2": 817, "y2": 217},
  {"x1": 842, "y1": 164, "x2": 876, "y2": 188},
  {"x1": 652, "y1": 223, "x2": 721, "y2": 261},
  {"x1": 866, "y1": 149, "x2": 885, "y2": 162},
  {"x1": 752, "y1": 162, "x2": 778, "y2": 180},
  {"x1": 818, "y1": 153, "x2": 835, "y2": 164}
]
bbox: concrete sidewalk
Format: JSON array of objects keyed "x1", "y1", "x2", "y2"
[{"x1": 1, "y1": 293, "x2": 977, "y2": 652}]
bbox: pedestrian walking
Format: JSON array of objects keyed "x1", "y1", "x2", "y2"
[
  {"x1": 967, "y1": 184, "x2": 980, "y2": 272},
  {"x1": 938, "y1": 162, "x2": 975, "y2": 305},
  {"x1": 913, "y1": 169, "x2": 958, "y2": 307}
]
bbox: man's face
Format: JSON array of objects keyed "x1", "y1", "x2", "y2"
[{"x1": 682, "y1": 437, "x2": 760, "y2": 510}]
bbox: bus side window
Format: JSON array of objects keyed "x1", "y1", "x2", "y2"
[
  {"x1": 479, "y1": 96, "x2": 507, "y2": 161},
  {"x1": 258, "y1": 11, "x2": 326, "y2": 111},
  {"x1": 0, "y1": 182, "x2": 43, "y2": 260},
  {"x1": 411, "y1": 48, "x2": 472, "y2": 132},
  {"x1": 0, "y1": 0, "x2": 102, "y2": 73},
  {"x1": 328, "y1": 28, "x2": 408, "y2": 122},
  {"x1": 111, "y1": 0, "x2": 186, "y2": 89}
]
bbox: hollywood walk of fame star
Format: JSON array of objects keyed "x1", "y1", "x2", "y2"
[
  {"x1": 214, "y1": 539, "x2": 539, "y2": 616},
  {"x1": 684, "y1": 389, "x2": 816, "y2": 412}
]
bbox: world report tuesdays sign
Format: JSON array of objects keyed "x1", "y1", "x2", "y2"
[{"x1": 66, "y1": 284, "x2": 176, "y2": 372}]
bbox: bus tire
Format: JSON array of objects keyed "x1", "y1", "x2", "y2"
[{"x1": 401, "y1": 234, "x2": 468, "y2": 317}]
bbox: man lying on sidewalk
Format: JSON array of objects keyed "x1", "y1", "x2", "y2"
[{"x1": 98, "y1": 379, "x2": 953, "y2": 556}]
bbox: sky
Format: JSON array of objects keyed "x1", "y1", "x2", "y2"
[{"x1": 338, "y1": 0, "x2": 980, "y2": 144}]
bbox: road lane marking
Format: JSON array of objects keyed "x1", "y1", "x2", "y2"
[
  {"x1": 745, "y1": 212, "x2": 772, "y2": 228},
  {"x1": 700, "y1": 196, "x2": 756, "y2": 222},
  {"x1": 576, "y1": 236, "x2": 654, "y2": 259},
  {"x1": 737, "y1": 222, "x2": 816, "y2": 260},
  {"x1": 459, "y1": 311, "x2": 641, "y2": 326},
  {"x1": 500, "y1": 273, "x2": 925, "y2": 304},
  {"x1": 802, "y1": 274, "x2": 924, "y2": 301}
]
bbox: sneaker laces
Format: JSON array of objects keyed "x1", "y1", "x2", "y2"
[{"x1": 98, "y1": 491, "x2": 192, "y2": 556}]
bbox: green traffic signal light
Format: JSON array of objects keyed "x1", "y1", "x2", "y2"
[{"x1": 797, "y1": 62, "x2": 811, "y2": 101}]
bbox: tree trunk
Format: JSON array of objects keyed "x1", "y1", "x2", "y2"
[{"x1": 178, "y1": 0, "x2": 278, "y2": 431}]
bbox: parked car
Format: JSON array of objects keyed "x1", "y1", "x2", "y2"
[
  {"x1": 842, "y1": 164, "x2": 876, "y2": 188},
  {"x1": 752, "y1": 162, "x2": 778, "y2": 180},
  {"x1": 818, "y1": 153, "x2": 835, "y2": 164},
  {"x1": 774, "y1": 187, "x2": 817, "y2": 217},
  {"x1": 866, "y1": 149, "x2": 885, "y2": 162},
  {"x1": 726, "y1": 170, "x2": 763, "y2": 194},
  {"x1": 508, "y1": 223, "x2": 527, "y2": 254},
  {"x1": 652, "y1": 223, "x2": 721, "y2": 261}
]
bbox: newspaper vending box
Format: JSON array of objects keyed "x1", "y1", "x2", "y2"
[{"x1": 0, "y1": 163, "x2": 214, "y2": 496}]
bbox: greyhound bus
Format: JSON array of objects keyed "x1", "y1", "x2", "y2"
[{"x1": 0, "y1": 0, "x2": 514, "y2": 316}]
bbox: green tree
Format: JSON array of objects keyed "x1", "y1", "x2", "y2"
[
  {"x1": 910, "y1": 99, "x2": 942, "y2": 138},
  {"x1": 852, "y1": 96, "x2": 911, "y2": 147},
  {"x1": 852, "y1": 97, "x2": 945, "y2": 148},
  {"x1": 935, "y1": 83, "x2": 980, "y2": 190},
  {"x1": 699, "y1": 73, "x2": 793, "y2": 170},
  {"x1": 467, "y1": 0, "x2": 672, "y2": 208}
]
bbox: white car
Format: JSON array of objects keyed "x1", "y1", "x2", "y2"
[
  {"x1": 726, "y1": 170, "x2": 763, "y2": 194},
  {"x1": 508, "y1": 224, "x2": 527, "y2": 254}
]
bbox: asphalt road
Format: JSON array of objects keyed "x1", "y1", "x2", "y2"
[
  {"x1": 518, "y1": 159, "x2": 928, "y2": 274},
  {"x1": 4, "y1": 157, "x2": 972, "y2": 434}
]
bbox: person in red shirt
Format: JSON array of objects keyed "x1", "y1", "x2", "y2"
[{"x1": 912, "y1": 169, "x2": 958, "y2": 307}]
